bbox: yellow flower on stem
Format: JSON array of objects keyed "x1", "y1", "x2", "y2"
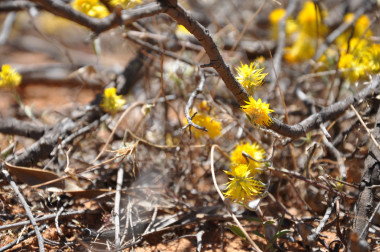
[
  {"x1": 186, "y1": 112, "x2": 222, "y2": 139},
  {"x1": 100, "y1": 87, "x2": 126, "y2": 114},
  {"x1": 230, "y1": 141, "x2": 266, "y2": 174},
  {"x1": 0, "y1": 65, "x2": 22, "y2": 89},
  {"x1": 241, "y1": 97, "x2": 274, "y2": 127},
  {"x1": 224, "y1": 164, "x2": 264, "y2": 203},
  {"x1": 72, "y1": 0, "x2": 109, "y2": 18},
  {"x1": 235, "y1": 62, "x2": 268, "y2": 95},
  {"x1": 297, "y1": 1, "x2": 328, "y2": 37}
]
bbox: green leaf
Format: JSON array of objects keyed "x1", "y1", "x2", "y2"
[
  {"x1": 251, "y1": 230, "x2": 265, "y2": 238},
  {"x1": 273, "y1": 229, "x2": 291, "y2": 240},
  {"x1": 227, "y1": 224, "x2": 246, "y2": 239},
  {"x1": 263, "y1": 220, "x2": 275, "y2": 226}
]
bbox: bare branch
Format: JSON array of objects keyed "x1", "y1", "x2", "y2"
[
  {"x1": 0, "y1": 118, "x2": 45, "y2": 140},
  {"x1": 270, "y1": 75, "x2": 380, "y2": 138},
  {"x1": 30, "y1": 0, "x2": 164, "y2": 34}
]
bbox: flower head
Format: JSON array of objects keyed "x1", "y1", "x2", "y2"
[
  {"x1": 269, "y1": 8, "x2": 298, "y2": 39},
  {"x1": 297, "y1": 1, "x2": 328, "y2": 37},
  {"x1": 284, "y1": 33, "x2": 316, "y2": 63},
  {"x1": 230, "y1": 141, "x2": 266, "y2": 174},
  {"x1": 186, "y1": 112, "x2": 222, "y2": 139},
  {"x1": 224, "y1": 164, "x2": 264, "y2": 203},
  {"x1": 235, "y1": 62, "x2": 267, "y2": 95},
  {"x1": 72, "y1": 0, "x2": 109, "y2": 18},
  {"x1": 0, "y1": 65, "x2": 22, "y2": 89},
  {"x1": 100, "y1": 87, "x2": 126, "y2": 114},
  {"x1": 269, "y1": 8, "x2": 286, "y2": 25},
  {"x1": 241, "y1": 97, "x2": 274, "y2": 127}
]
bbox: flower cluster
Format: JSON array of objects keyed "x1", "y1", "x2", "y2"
[
  {"x1": 72, "y1": 0, "x2": 109, "y2": 18},
  {"x1": 185, "y1": 102, "x2": 222, "y2": 139},
  {"x1": 334, "y1": 14, "x2": 379, "y2": 82},
  {"x1": 224, "y1": 142, "x2": 266, "y2": 203},
  {"x1": 0, "y1": 65, "x2": 22, "y2": 89},
  {"x1": 270, "y1": 1, "x2": 327, "y2": 63},
  {"x1": 100, "y1": 87, "x2": 126, "y2": 114},
  {"x1": 189, "y1": 112, "x2": 222, "y2": 139},
  {"x1": 234, "y1": 61, "x2": 273, "y2": 127},
  {"x1": 72, "y1": 0, "x2": 142, "y2": 18}
]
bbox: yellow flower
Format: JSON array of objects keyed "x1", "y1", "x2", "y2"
[
  {"x1": 338, "y1": 53, "x2": 366, "y2": 82},
  {"x1": 110, "y1": 0, "x2": 142, "y2": 9},
  {"x1": 186, "y1": 112, "x2": 222, "y2": 139},
  {"x1": 230, "y1": 141, "x2": 266, "y2": 174},
  {"x1": 297, "y1": 1, "x2": 328, "y2": 37},
  {"x1": 224, "y1": 164, "x2": 264, "y2": 203},
  {"x1": 241, "y1": 97, "x2": 274, "y2": 127},
  {"x1": 269, "y1": 8, "x2": 298, "y2": 39},
  {"x1": 235, "y1": 62, "x2": 267, "y2": 95},
  {"x1": 284, "y1": 33, "x2": 316, "y2": 63},
  {"x1": 100, "y1": 87, "x2": 126, "y2": 114},
  {"x1": 367, "y1": 43, "x2": 380, "y2": 73},
  {"x1": 0, "y1": 65, "x2": 22, "y2": 89},
  {"x1": 269, "y1": 8, "x2": 286, "y2": 24},
  {"x1": 338, "y1": 42, "x2": 380, "y2": 82},
  {"x1": 72, "y1": 0, "x2": 109, "y2": 18}
]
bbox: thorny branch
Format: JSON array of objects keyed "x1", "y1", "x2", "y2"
[{"x1": 183, "y1": 70, "x2": 207, "y2": 133}]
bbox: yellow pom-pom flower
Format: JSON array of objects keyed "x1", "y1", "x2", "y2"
[
  {"x1": 186, "y1": 112, "x2": 222, "y2": 139},
  {"x1": 0, "y1": 65, "x2": 22, "y2": 89},
  {"x1": 235, "y1": 62, "x2": 268, "y2": 95},
  {"x1": 72, "y1": 0, "x2": 109, "y2": 18},
  {"x1": 269, "y1": 8, "x2": 286, "y2": 24},
  {"x1": 224, "y1": 164, "x2": 265, "y2": 203},
  {"x1": 100, "y1": 87, "x2": 126, "y2": 114},
  {"x1": 230, "y1": 141, "x2": 266, "y2": 174},
  {"x1": 241, "y1": 97, "x2": 274, "y2": 127},
  {"x1": 297, "y1": 1, "x2": 328, "y2": 37}
]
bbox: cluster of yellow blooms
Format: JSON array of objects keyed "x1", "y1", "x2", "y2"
[
  {"x1": 222, "y1": 59, "x2": 272, "y2": 202},
  {"x1": 0, "y1": 65, "x2": 22, "y2": 89},
  {"x1": 224, "y1": 142, "x2": 266, "y2": 203},
  {"x1": 235, "y1": 62, "x2": 273, "y2": 127},
  {"x1": 100, "y1": 87, "x2": 126, "y2": 114},
  {"x1": 72, "y1": 0, "x2": 142, "y2": 18},
  {"x1": 335, "y1": 15, "x2": 380, "y2": 82},
  {"x1": 270, "y1": 1, "x2": 328, "y2": 63},
  {"x1": 269, "y1": 2, "x2": 379, "y2": 83},
  {"x1": 185, "y1": 101, "x2": 222, "y2": 139}
]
